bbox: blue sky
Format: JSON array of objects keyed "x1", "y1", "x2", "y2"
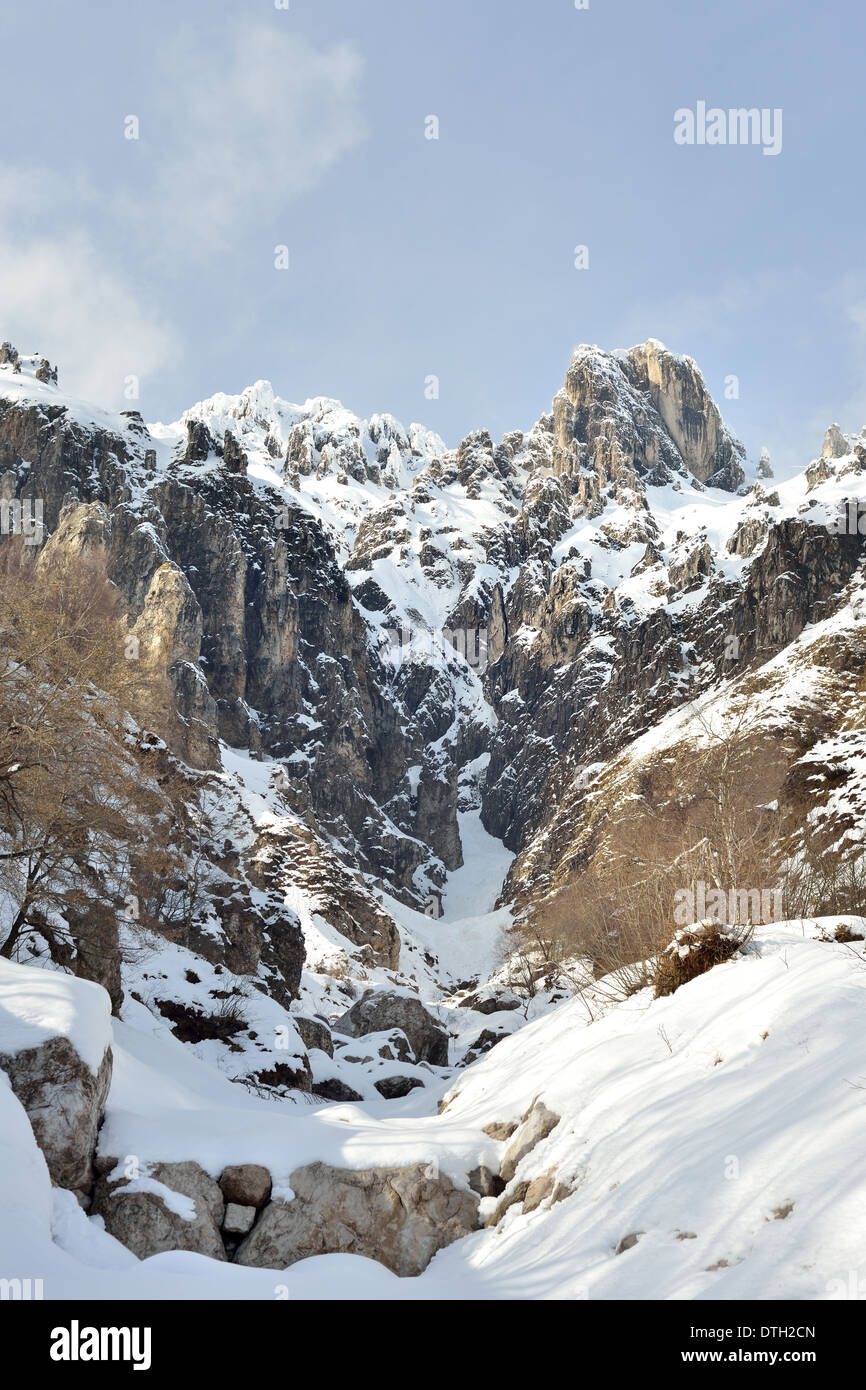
[{"x1": 2, "y1": 0, "x2": 865, "y2": 474}]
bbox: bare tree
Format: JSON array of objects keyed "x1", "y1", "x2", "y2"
[{"x1": 0, "y1": 541, "x2": 167, "y2": 963}]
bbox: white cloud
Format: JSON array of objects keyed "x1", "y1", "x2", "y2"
[
  {"x1": 0, "y1": 22, "x2": 366, "y2": 402},
  {"x1": 151, "y1": 23, "x2": 366, "y2": 246},
  {"x1": 0, "y1": 223, "x2": 177, "y2": 407}
]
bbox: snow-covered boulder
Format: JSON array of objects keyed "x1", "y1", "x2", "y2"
[
  {"x1": 91, "y1": 1160, "x2": 226, "y2": 1262},
  {"x1": 0, "y1": 960, "x2": 112, "y2": 1195},
  {"x1": 236, "y1": 1161, "x2": 479, "y2": 1276},
  {"x1": 332, "y1": 990, "x2": 449, "y2": 1066}
]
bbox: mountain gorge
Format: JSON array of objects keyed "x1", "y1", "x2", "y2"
[{"x1": 2, "y1": 336, "x2": 866, "y2": 1298}]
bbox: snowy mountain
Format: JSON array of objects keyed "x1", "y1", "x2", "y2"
[{"x1": 2, "y1": 334, "x2": 866, "y2": 1300}]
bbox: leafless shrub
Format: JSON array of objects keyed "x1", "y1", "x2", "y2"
[{"x1": 652, "y1": 921, "x2": 751, "y2": 998}]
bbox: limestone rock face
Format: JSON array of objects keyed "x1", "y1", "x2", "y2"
[
  {"x1": 668, "y1": 540, "x2": 714, "y2": 592},
  {"x1": 628, "y1": 340, "x2": 746, "y2": 490},
  {"x1": 551, "y1": 340, "x2": 744, "y2": 494},
  {"x1": 235, "y1": 1161, "x2": 479, "y2": 1276},
  {"x1": 332, "y1": 991, "x2": 449, "y2": 1066},
  {"x1": 0, "y1": 1037, "x2": 112, "y2": 1195},
  {"x1": 822, "y1": 423, "x2": 849, "y2": 460},
  {"x1": 487, "y1": 583, "x2": 508, "y2": 666},
  {"x1": 6, "y1": 340, "x2": 865, "y2": 1060},
  {"x1": 0, "y1": 399, "x2": 133, "y2": 532},
  {"x1": 92, "y1": 1160, "x2": 226, "y2": 1261},
  {"x1": 727, "y1": 514, "x2": 770, "y2": 559},
  {"x1": 132, "y1": 561, "x2": 203, "y2": 669},
  {"x1": 0, "y1": 372, "x2": 436, "y2": 897},
  {"x1": 32, "y1": 498, "x2": 220, "y2": 769},
  {"x1": 414, "y1": 761, "x2": 462, "y2": 871},
  {"x1": 250, "y1": 821, "x2": 401, "y2": 971}
]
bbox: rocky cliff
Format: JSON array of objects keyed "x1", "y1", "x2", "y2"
[{"x1": 2, "y1": 337, "x2": 865, "y2": 1053}]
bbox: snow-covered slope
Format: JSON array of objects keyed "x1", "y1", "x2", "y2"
[{"x1": 3, "y1": 921, "x2": 865, "y2": 1299}]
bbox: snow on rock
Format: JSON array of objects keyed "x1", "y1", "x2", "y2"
[
  {"x1": 234, "y1": 1160, "x2": 479, "y2": 1276},
  {"x1": 0, "y1": 957, "x2": 112, "y2": 1074},
  {"x1": 5, "y1": 338, "x2": 866, "y2": 1298},
  {"x1": 0, "y1": 960, "x2": 113, "y2": 1194},
  {"x1": 91, "y1": 1161, "x2": 227, "y2": 1263}
]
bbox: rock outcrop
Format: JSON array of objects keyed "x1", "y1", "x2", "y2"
[
  {"x1": 0, "y1": 962, "x2": 113, "y2": 1197},
  {"x1": 0, "y1": 1037, "x2": 111, "y2": 1196},
  {"x1": 236, "y1": 1161, "x2": 479, "y2": 1276},
  {"x1": 499, "y1": 1101, "x2": 561, "y2": 1183},
  {"x1": 332, "y1": 991, "x2": 449, "y2": 1066},
  {"x1": 92, "y1": 1160, "x2": 226, "y2": 1261}
]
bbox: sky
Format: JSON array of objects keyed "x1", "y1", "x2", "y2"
[{"x1": 2, "y1": 0, "x2": 865, "y2": 476}]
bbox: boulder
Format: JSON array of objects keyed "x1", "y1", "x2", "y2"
[
  {"x1": 223, "y1": 1202, "x2": 257, "y2": 1236},
  {"x1": 615, "y1": 1231, "x2": 644, "y2": 1255},
  {"x1": 310, "y1": 1078, "x2": 363, "y2": 1103},
  {"x1": 236, "y1": 1161, "x2": 479, "y2": 1276},
  {"x1": 92, "y1": 1160, "x2": 226, "y2": 1261},
  {"x1": 0, "y1": 1037, "x2": 112, "y2": 1195},
  {"x1": 376, "y1": 1028, "x2": 413, "y2": 1062},
  {"x1": 293, "y1": 1015, "x2": 334, "y2": 1058},
  {"x1": 374, "y1": 1075, "x2": 424, "y2": 1099},
  {"x1": 219, "y1": 1163, "x2": 271, "y2": 1209},
  {"x1": 522, "y1": 1170, "x2": 556, "y2": 1213},
  {"x1": 332, "y1": 991, "x2": 449, "y2": 1067},
  {"x1": 488, "y1": 1180, "x2": 530, "y2": 1226},
  {"x1": 0, "y1": 961, "x2": 113, "y2": 1195},
  {"x1": 468, "y1": 1164, "x2": 504, "y2": 1198},
  {"x1": 468, "y1": 994, "x2": 521, "y2": 1014},
  {"x1": 463, "y1": 1028, "x2": 508, "y2": 1063},
  {"x1": 482, "y1": 1120, "x2": 518, "y2": 1142}
]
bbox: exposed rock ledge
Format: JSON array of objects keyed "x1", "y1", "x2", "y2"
[
  {"x1": 95, "y1": 1157, "x2": 479, "y2": 1276},
  {"x1": 236, "y1": 1162, "x2": 479, "y2": 1276}
]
